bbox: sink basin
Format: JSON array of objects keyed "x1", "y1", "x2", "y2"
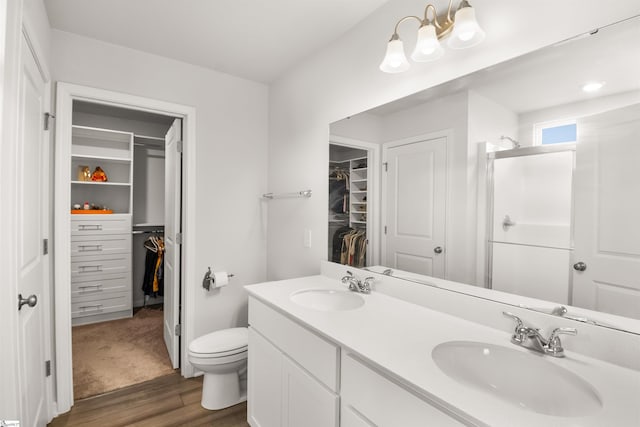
[
  {"x1": 432, "y1": 341, "x2": 602, "y2": 417},
  {"x1": 290, "y1": 289, "x2": 364, "y2": 311}
]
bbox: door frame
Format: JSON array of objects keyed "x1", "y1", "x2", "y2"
[
  {"x1": 54, "y1": 83, "x2": 197, "y2": 414},
  {"x1": 381, "y1": 130, "x2": 453, "y2": 278},
  {"x1": 329, "y1": 135, "x2": 381, "y2": 266}
]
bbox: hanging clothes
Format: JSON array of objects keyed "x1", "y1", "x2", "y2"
[
  {"x1": 142, "y1": 235, "x2": 165, "y2": 298},
  {"x1": 337, "y1": 228, "x2": 367, "y2": 268}
]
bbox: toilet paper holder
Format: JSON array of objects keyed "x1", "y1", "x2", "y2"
[{"x1": 203, "y1": 267, "x2": 234, "y2": 291}]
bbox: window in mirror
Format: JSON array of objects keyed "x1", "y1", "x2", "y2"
[{"x1": 535, "y1": 119, "x2": 577, "y2": 145}]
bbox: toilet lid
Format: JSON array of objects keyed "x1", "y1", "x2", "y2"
[{"x1": 189, "y1": 327, "x2": 248, "y2": 355}]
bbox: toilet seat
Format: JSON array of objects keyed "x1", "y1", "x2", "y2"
[{"x1": 188, "y1": 327, "x2": 248, "y2": 358}]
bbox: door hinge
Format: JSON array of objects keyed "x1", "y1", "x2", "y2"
[
  {"x1": 176, "y1": 232, "x2": 183, "y2": 245},
  {"x1": 43, "y1": 238, "x2": 48, "y2": 255},
  {"x1": 174, "y1": 324, "x2": 181, "y2": 336},
  {"x1": 44, "y1": 112, "x2": 55, "y2": 131},
  {"x1": 383, "y1": 162, "x2": 388, "y2": 172},
  {"x1": 384, "y1": 225, "x2": 387, "y2": 234},
  {"x1": 176, "y1": 140, "x2": 183, "y2": 153},
  {"x1": 45, "y1": 360, "x2": 51, "y2": 377}
]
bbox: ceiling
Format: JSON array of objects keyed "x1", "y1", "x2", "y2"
[
  {"x1": 367, "y1": 16, "x2": 640, "y2": 117},
  {"x1": 44, "y1": 0, "x2": 391, "y2": 83}
]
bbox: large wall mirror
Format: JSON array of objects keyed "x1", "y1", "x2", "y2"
[{"x1": 328, "y1": 16, "x2": 640, "y2": 334}]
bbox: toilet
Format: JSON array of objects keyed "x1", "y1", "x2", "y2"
[{"x1": 188, "y1": 327, "x2": 248, "y2": 410}]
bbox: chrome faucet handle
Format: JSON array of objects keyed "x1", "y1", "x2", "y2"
[
  {"x1": 361, "y1": 277, "x2": 375, "y2": 293},
  {"x1": 544, "y1": 327, "x2": 577, "y2": 357},
  {"x1": 503, "y1": 311, "x2": 527, "y2": 343},
  {"x1": 341, "y1": 270, "x2": 355, "y2": 284}
]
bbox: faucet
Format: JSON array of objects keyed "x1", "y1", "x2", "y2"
[
  {"x1": 341, "y1": 271, "x2": 373, "y2": 294},
  {"x1": 503, "y1": 312, "x2": 577, "y2": 357}
]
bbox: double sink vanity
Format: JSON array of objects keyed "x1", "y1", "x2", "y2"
[{"x1": 245, "y1": 262, "x2": 640, "y2": 427}]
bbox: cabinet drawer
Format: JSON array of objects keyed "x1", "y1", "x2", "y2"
[
  {"x1": 71, "y1": 272, "x2": 130, "y2": 298},
  {"x1": 71, "y1": 291, "x2": 131, "y2": 318},
  {"x1": 71, "y1": 215, "x2": 131, "y2": 235},
  {"x1": 249, "y1": 297, "x2": 339, "y2": 392},
  {"x1": 71, "y1": 233, "x2": 131, "y2": 257},
  {"x1": 341, "y1": 353, "x2": 465, "y2": 427},
  {"x1": 71, "y1": 253, "x2": 130, "y2": 278}
]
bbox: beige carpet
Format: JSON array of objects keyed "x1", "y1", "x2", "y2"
[{"x1": 72, "y1": 307, "x2": 175, "y2": 400}]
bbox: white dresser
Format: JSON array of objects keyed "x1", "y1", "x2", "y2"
[{"x1": 70, "y1": 214, "x2": 132, "y2": 325}]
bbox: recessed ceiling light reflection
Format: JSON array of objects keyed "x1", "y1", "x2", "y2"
[{"x1": 582, "y1": 82, "x2": 605, "y2": 92}]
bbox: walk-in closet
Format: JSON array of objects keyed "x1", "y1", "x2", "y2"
[
  {"x1": 328, "y1": 144, "x2": 369, "y2": 268},
  {"x1": 68, "y1": 101, "x2": 180, "y2": 399}
]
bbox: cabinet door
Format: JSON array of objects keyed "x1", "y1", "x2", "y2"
[
  {"x1": 248, "y1": 328, "x2": 283, "y2": 427},
  {"x1": 282, "y1": 356, "x2": 339, "y2": 427}
]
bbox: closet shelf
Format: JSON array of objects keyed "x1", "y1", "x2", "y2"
[
  {"x1": 352, "y1": 167, "x2": 368, "y2": 172},
  {"x1": 72, "y1": 181, "x2": 131, "y2": 187},
  {"x1": 351, "y1": 179, "x2": 367, "y2": 183},
  {"x1": 72, "y1": 154, "x2": 131, "y2": 163}
]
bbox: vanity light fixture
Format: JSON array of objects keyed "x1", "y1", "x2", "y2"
[{"x1": 379, "y1": 0, "x2": 485, "y2": 73}]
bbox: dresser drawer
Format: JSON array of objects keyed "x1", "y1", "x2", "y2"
[
  {"x1": 249, "y1": 297, "x2": 339, "y2": 392},
  {"x1": 71, "y1": 233, "x2": 131, "y2": 257},
  {"x1": 71, "y1": 290, "x2": 131, "y2": 319},
  {"x1": 71, "y1": 272, "x2": 130, "y2": 298},
  {"x1": 341, "y1": 353, "x2": 465, "y2": 427},
  {"x1": 71, "y1": 214, "x2": 131, "y2": 236},
  {"x1": 71, "y1": 253, "x2": 130, "y2": 278}
]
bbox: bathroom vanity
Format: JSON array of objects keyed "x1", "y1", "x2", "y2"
[{"x1": 245, "y1": 272, "x2": 640, "y2": 427}]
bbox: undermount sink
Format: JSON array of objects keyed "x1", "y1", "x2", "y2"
[
  {"x1": 290, "y1": 289, "x2": 365, "y2": 311},
  {"x1": 432, "y1": 341, "x2": 602, "y2": 417}
]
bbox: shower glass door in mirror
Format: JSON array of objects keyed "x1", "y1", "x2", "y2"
[{"x1": 328, "y1": 16, "x2": 640, "y2": 324}]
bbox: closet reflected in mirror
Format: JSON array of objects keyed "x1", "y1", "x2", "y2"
[{"x1": 328, "y1": 144, "x2": 370, "y2": 268}]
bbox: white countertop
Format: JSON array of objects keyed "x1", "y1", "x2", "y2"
[{"x1": 246, "y1": 275, "x2": 640, "y2": 427}]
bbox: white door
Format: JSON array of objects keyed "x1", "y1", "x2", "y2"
[
  {"x1": 164, "y1": 119, "x2": 182, "y2": 368},
  {"x1": 383, "y1": 137, "x2": 447, "y2": 277},
  {"x1": 573, "y1": 105, "x2": 640, "y2": 319},
  {"x1": 16, "y1": 36, "x2": 48, "y2": 427}
]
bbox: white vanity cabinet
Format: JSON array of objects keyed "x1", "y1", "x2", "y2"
[
  {"x1": 247, "y1": 295, "x2": 466, "y2": 427},
  {"x1": 248, "y1": 297, "x2": 340, "y2": 427},
  {"x1": 341, "y1": 353, "x2": 465, "y2": 427}
]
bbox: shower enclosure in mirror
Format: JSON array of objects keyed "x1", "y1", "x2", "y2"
[{"x1": 328, "y1": 16, "x2": 640, "y2": 330}]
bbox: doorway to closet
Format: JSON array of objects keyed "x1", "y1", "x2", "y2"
[
  {"x1": 54, "y1": 84, "x2": 196, "y2": 412},
  {"x1": 69, "y1": 101, "x2": 177, "y2": 400},
  {"x1": 328, "y1": 137, "x2": 380, "y2": 268}
]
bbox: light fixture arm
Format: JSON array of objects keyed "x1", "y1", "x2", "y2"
[{"x1": 390, "y1": 15, "x2": 422, "y2": 41}]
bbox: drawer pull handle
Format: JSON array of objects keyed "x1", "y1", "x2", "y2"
[
  {"x1": 79, "y1": 304, "x2": 103, "y2": 312},
  {"x1": 79, "y1": 245, "x2": 102, "y2": 252},
  {"x1": 79, "y1": 224, "x2": 102, "y2": 231},
  {"x1": 79, "y1": 265, "x2": 102, "y2": 272},
  {"x1": 78, "y1": 284, "x2": 102, "y2": 292}
]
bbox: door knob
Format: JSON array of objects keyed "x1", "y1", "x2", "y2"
[
  {"x1": 573, "y1": 262, "x2": 587, "y2": 272},
  {"x1": 434, "y1": 246, "x2": 443, "y2": 254},
  {"x1": 18, "y1": 293, "x2": 37, "y2": 311}
]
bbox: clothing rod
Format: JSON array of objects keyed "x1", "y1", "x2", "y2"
[
  {"x1": 262, "y1": 189, "x2": 312, "y2": 199},
  {"x1": 134, "y1": 134, "x2": 165, "y2": 141},
  {"x1": 132, "y1": 229, "x2": 165, "y2": 235}
]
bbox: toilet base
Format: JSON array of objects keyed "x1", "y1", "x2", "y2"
[{"x1": 201, "y1": 372, "x2": 247, "y2": 410}]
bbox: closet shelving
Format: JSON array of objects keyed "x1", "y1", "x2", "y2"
[
  {"x1": 70, "y1": 125, "x2": 134, "y2": 325},
  {"x1": 71, "y1": 125, "x2": 134, "y2": 213},
  {"x1": 349, "y1": 156, "x2": 368, "y2": 229}
]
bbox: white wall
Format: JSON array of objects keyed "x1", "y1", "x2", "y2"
[
  {"x1": 51, "y1": 30, "x2": 269, "y2": 341},
  {"x1": 266, "y1": 0, "x2": 640, "y2": 281}
]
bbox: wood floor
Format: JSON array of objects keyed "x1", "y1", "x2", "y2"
[{"x1": 48, "y1": 372, "x2": 250, "y2": 426}]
